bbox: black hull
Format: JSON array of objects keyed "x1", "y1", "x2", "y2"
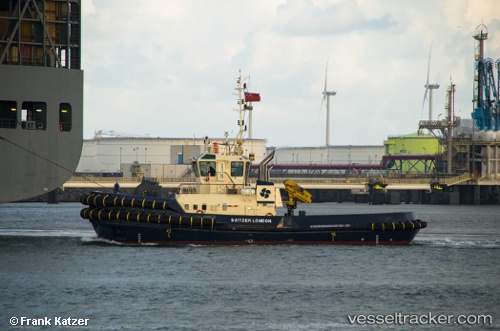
[
  {"x1": 89, "y1": 220, "x2": 421, "y2": 246},
  {"x1": 80, "y1": 192, "x2": 426, "y2": 246}
]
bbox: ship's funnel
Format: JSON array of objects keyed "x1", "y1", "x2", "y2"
[{"x1": 259, "y1": 150, "x2": 275, "y2": 182}]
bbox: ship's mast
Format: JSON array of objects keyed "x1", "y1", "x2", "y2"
[
  {"x1": 233, "y1": 70, "x2": 246, "y2": 155},
  {"x1": 229, "y1": 70, "x2": 260, "y2": 156}
]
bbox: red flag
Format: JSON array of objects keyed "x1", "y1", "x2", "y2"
[{"x1": 244, "y1": 92, "x2": 261, "y2": 102}]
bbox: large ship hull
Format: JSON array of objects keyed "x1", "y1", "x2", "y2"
[
  {"x1": 0, "y1": 65, "x2": 83, "y2": 203},
  {"x1": 1, "y1": 0, "x2": 83, "y2": 203},
  {"x1": 80, "y1": 192, "x2": 426, "y2": 245}
]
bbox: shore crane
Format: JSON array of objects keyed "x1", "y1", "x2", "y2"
[{"x1": 472, "y1": 24, "x2": 500, "y2": 131}]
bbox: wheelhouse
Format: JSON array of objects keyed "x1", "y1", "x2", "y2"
[{"x1": 192, "y1": 153, "x2": 251, "y2": 186}]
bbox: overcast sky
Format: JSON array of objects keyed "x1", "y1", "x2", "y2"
[{"x1": 81, "y1": 0, "x2": 499, "y2": 147}]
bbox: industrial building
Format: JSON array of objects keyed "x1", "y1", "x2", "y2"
[
  {"x1": 77, "y1": 134, "x2": 268, "y2": 178},
  {"x1": 76, "y1": 132, "x2": 386, "y2": 178}
]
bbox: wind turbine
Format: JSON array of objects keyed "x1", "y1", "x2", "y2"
[
  {"x1": 320, "y1": 56, "x2": 337, "y2": 146},
  {"x1": 422, "y1": 41, "x2": 440, "y2": 120}
]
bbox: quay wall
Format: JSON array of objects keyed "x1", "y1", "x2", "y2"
[{"x1": 19, "y1": 183, "x2": 500, "y2": 205}]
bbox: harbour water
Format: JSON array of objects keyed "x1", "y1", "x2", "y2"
[{"x1": 0, "y1": 202, "x2": 499, "y2": 330}]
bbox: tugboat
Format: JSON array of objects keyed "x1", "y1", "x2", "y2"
[{"x1": 80, "y1": 72, "x2": 426, "y2": 245}]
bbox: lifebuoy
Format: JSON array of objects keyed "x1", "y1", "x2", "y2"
[
  {"x1": 197, "y1": 210, "x2": 204, "y2": 214},
  {"x1": 266, "y1": 213, "x2": 273, "y2": 216},
  {"x1": 205, "y1": 173, "x2": 210, "y2": 182}
]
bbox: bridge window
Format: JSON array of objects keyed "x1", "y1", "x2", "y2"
[
  {"x1": 59, "y1": 103, "x2": 72, "y2": 131},
  {"x1": 0, "y1": 100, "x2": 17, "y2": 129},
  {"x1": 231, "y1": 162, "x2": 244, "y2": 176},
  {"x1": 21, "y1": 101, "x2": 46, "y2": 130},
  {"x1": 192, "y1": 161, "x2": 200, "y2": 177},
  {"x1": 245, "y1": 162, "x2": 251, "y2": 185},
  {"x1": 199, "y1": 161, "x2": 216, "y2": 176}
]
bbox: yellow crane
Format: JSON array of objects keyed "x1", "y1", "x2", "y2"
[{"x1": 283, "y1": 180, "x2": 312, "y2": 216}]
